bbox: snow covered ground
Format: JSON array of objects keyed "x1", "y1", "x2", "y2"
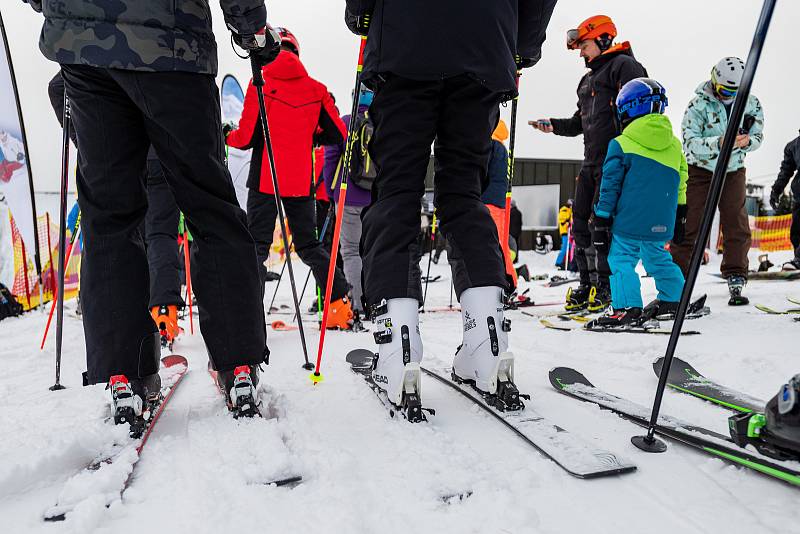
[{"x1": 1, "y1": 247, "x2": 799, "y2": 533}]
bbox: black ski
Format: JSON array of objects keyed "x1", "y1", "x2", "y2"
[
  {"x1": 421, "y1": 365, "x2": 636, "y2": 479},
  {"x1": 544, "y1": 275, "x2": 580, "y2": 287},
  {"x1": 44, "y1": 355, "x2": 189, "y2": 521},
  {"x1": 653, "y1": 356, "x2": 764, "y2": 413},
  {"x1": 346, "y1": 349, "x2": 433, "y2": 423},
  {"x1": 549, "y1": 367, "x2": 800, "y2": 487}
]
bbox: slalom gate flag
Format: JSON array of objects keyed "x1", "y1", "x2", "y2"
[{"x1": 0, "y1": 12, "x2": 40, "y2": 303}]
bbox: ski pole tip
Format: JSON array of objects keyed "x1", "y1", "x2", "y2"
[{"x1": 310, "y1": 372, "x2": 324, "y2": 385}]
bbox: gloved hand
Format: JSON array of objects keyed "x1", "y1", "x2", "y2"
[
  {"x1": 233, "y1": 26, "x2": 281, "y2": 66},
  {"x1": 345, "y1": 9, "x2": 372, "y2": 36},
  {"x1": 591, "y1": 216, "x2": 612, "y2": 254},
  {"x1": 222, "y1": 121, "x2": 237, "y2": 138},
  {"x1": 673, "y1": 204, "x2": 688, "y2": 245},
  {"x1": 770, "y1": 187, "x2": 782, "y2": 211},
  {"x1": 515, "y1": 54, "x2": 540, "y2": 70}
]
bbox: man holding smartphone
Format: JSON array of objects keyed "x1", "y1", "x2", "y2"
[{"x1": 530, "y1": 15, "x2": 646, "y2": 312}]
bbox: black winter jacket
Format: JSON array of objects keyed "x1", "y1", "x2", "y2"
[
  {"x1": 772, "y1": 134, "x2": 800, "y2": 199},
  {"x1": 550, "y1": 44, "x2": 647, "y2": 168},
  {"x1": 344, "y1": 0, "x2": 557, "y2": 97}
]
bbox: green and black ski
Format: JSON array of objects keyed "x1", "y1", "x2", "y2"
[
  {"x1": 652, "y1": 356, "x2": 764, "y2": 413},
  {"x1": 548, "y1": 367, "x2": 800, "y2": 487}
]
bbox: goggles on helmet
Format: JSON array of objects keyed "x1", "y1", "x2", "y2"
[
  {"x1": 714, "y1": 82, "x2": 738, "y2": 100},
  {"x1": 566, "y1": 28, "x2": 581, "y2": 49}
]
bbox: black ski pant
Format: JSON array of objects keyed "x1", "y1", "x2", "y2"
[
  {"x1": 792, "y1": 203, "x2": 800, "y2": 261},
  {"x1": 246, "y1": 189, "x2": 349, "y2": 302},
  {"x1": 573, "y1": 164, "x2": 611, "y2": 287},
  {"x1": 144, "y1": 156, "x2": 184, "y2": 309},
  {"x1": 361, "y1": 74, "x2": 508, "y2": 308},
  {"x1": 61, "y1": 65, "x2": 266, "y2": 384}
]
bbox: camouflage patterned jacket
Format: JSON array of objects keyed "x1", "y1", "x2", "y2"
[
  {"x1": 681, "y1": 81, "x2": 764, "y2": 173},
  {"x1": 23, "y1": 0, "x2": 266, "y2": 75}
]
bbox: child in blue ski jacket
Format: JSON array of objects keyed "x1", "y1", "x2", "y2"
[{"x1": 591, "y1": 78, "x2": 687, "y2": 327}]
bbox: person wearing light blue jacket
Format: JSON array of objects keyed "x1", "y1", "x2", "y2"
[
  {"x1": 591, "y1": 78, "x2": 687, "y2": 327},
  {"x1": 670, "y1": 57, "x2": 764, "y2": 306}
]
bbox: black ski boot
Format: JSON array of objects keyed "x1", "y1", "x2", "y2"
[
  {"x1": 729, "y1": 374, "x2": 800, "y2": 461},
  {"x1": 782, "y1": 258, "x2": 800, "y2": 271},
  {"x1": 587, "y1": 283, "x2": 611, "y2": 313},
  {"x1": 594, "y1": 307, "x2": 643, "y2": 328},
  {"x1": 642, "y1": 299, "x2": 679, "y2": 321},
  {"x1": 215, "y1": 365, "x2": 261, "y2": 418},
  {"x1": 565, "y1": 284, "x2": 591, "y2": 311},
  {"x1": 110, "y1": 372, "x2": 162, "y2": 438},
  {"x1": 726, "y1": 275, "x2": 749, "y2": 306}
]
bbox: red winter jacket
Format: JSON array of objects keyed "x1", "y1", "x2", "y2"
[{"x1": 226, "y1": 51, "x2": 346, "y2": 197}]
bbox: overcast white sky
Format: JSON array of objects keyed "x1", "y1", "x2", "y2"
[{"x1": 3, "y1": 0, "x2": 797, "y2": 192}]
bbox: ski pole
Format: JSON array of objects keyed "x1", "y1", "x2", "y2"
[
  {"x1": 49, "y1": 92, "x2": 71, "y2": 391},
  {"x1": 564, "y1": 225, "x2": 571, "y2": 271},
  {"x1": 182, "y1": 229, "x2": 194, "y2": 335},
  {"x1": 40, "y1": 217, "x2": 80, "y2": 350},
  {"x1": 502, "y1": 74, "x2": 520, "y2": 288},
  {"x1": 421, "y1": 210, "x2": 437, "y2": 312},
  {"x1": 266, "y1": 229, "x2": 294, "y2": 315},
  {"x1": 632, "y1": 0, "x2": 775, "y2": 453},
  {"x1": 250, "y1": 55, "x2": 313, "y2": 371},
  {"x1": 311, "y1": 35, "x2": 368, "y2": 384},
  {"x1": 448, "y1": 278, "x2": 454, "y2": 310},
  {"x1": 293, "y1": 203, "x2": 335, "y2": 323}
]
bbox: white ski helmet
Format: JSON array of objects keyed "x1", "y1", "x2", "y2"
[{"x1": 710, "y1": 57, "x2": 745, "y2": 100}]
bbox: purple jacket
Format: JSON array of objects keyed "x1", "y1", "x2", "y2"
[{"x1": 323, "y1": 106, "x2": 372, "y2": 207}]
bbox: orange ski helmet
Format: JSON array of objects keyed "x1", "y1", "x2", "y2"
[{"x1": 567, "y1": 15, "x2": 617, "y2": 50}]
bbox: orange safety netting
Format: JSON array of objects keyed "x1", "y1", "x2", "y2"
[{"x1": 8, "y1": 211, "x2": 81, "y2": 310}]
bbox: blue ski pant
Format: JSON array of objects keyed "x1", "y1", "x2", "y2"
[
  {"x1": 555, "y1": 234, "x2": 569, "y2": 267},
  {"x1": 607, "y1": 236, "x2": 684, "y2": 309}
]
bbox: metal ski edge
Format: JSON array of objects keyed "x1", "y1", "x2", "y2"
[
  {"x1": 420, "y1": 366, "x2": 636, "y2": 479},
  {"x1": 548, "y1": 367, "x2": 800, "y2": 487},
  {"x1": 43, "y1": 356, "x2": 190, "y2": 522}
]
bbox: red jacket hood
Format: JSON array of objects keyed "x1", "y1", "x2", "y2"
[{"x1": 264, "y1": 50, "x2": 308, "y2": 80}]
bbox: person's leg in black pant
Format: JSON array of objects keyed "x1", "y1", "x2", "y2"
[
  {"x1": 63, "y1": 65, "x2": 266, "y2": 381},
  {"x1": 246, "y1": 187, "x2": 279, "y2": 293},
  {"x1": 791, "y1": 203, "x2": 800, "y2": 261},
  {"x1": 572, "y1": 165, "x2": 597, "y2": 287},
  {"x1": 145, "y1": 154, "x2": 183, "y2": 309},
  {"x1": 434, "y1": 76, "x2": 507, "y2": 297},
  {"x1": 61, "y1": 65, "x2": 159, "y2": 384},
  {"x1": 283, "y1": 197, "x2": 349, "y2": 301},
  {"x1": 361, "y1": 77, "x2": 439, "y2": 306}
]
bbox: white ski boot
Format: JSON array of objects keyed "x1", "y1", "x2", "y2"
[
  {"x1": 452, "y1": 286, "x2": 525, "y2": 411},
  {"x1": 371, "y1": 298, "x2": 426, "y2": 422}
]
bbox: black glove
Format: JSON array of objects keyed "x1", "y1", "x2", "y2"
[
  {"x1": 770, "y1": 188, "x2": 782, "y2": 211},
  {"x1": 233, "y1": 26, "x2": 281, "y2": 66},
  {"x1": 515, "y1": 54, "x2": 540, "y2": 70},
  {"x1": 222, "y1": 121, "x2": 236, "y2": 138},
  {"x1": 345, "y1": 9, "x2": 372, "y2": 36},
  {"x1": 591, "y1": 216, "x2": 612, "y2": 254},
  {"x1": 673, "y1": 204, "x2": 688, "y2": 245}
]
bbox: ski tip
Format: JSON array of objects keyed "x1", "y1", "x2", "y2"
[
  {"x1": 548, "y1": 367, "x2": 593, "y2": 391},
  {"x1": 161, "y1": 354, "x2": 188, "y2": 368},
  {"x1": 309, "y1": 372, "x2": 324, "y2": 385}
]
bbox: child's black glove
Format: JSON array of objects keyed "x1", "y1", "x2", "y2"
[
  {"x1": 591, "y1": 216, "x2": 612, "y2": 254},
  {"x1": 673, "y1": 204, "x2": 688, "y2": 245}
]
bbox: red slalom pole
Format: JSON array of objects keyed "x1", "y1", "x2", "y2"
[
  {"x1": 183, "y1": 230, "x2": 194, "y2": 335},
  {"x1": 40, "y1": 223, "x2": 81, "y2": 350},
  {"x1": 310, "y1": 36, "x2": 367, "y2": 384}
]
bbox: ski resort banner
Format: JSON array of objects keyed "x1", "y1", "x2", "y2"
[
  {"x1": 221, "y1": 74, "x2": 250, "y2": 211},
  {"x1": 0, "y1": 11, "x2": 40, "y2": 301}
]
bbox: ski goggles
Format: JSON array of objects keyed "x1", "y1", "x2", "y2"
[
  {"x1": 566, "y1": 29, "x2": 582, "y2": 49},
  {"x1": 713, "y1": 82, "x2": 738, "y2": 100}
]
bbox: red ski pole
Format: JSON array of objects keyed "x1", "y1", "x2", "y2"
[
  {"x1": 310, "y1": 36, "x2": 367, "y2": 384},
  {"x1": 183, "y1": 230, "x2": 194, "y2": 335}
]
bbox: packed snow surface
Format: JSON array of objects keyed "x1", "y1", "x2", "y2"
[{"x1": 1, "y1": 248, "x2": 799, "y2": 533}]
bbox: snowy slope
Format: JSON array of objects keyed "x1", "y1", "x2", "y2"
[{"x1": 1, "y1": 248, "x2": 799, "y2": 533}]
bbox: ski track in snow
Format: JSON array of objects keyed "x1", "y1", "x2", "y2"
[{"x1": 1, "y1": 249, "x2": 799, "y2": 533}]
